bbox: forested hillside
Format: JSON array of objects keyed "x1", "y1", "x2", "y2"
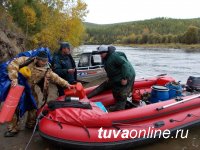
[
  {"x1": 84, "y1": 18, "x2": 200, "y2": 45},
  {"x1": 0, "y1": 0, "x2": 88, "y2": 51}
]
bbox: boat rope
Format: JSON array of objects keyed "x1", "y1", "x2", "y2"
[
  {"x1": 83, "y1": 125, "x2": 91, "y2": 138},
  {"x1": 24, "y1": 106, "x2": 45, "y2": 150},
  {"x1": 40, "y1": 113, "x2": 155, "y2": 137},
  {"x1": 169, "y1": 113, "x2": 200, "y2": 123},
  {"x1": 169, "y1": 114, "x2": 191, "y2": 123},
  {"x1": 40, "y1": 113, "x2": 64, "y2": 129},
  {"x1": 189, "y1": 113, "x2": 200, "y2": 118},
  {"x1": 24, "y1": 118, "x2": 39, "y2": 150},
  {"x1": 57, "y1": 121, "x2": 63, "y2": 129}
]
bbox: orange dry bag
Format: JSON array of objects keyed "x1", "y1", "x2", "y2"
[{"x1": 0, "y1": 85, "x2": 24, "y2": 123}]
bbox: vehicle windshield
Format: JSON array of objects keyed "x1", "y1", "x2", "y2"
[
  {"x1": 78, "y1": 53, "x2": 103, "y2": 67},
  {"x1": 78, "y1": 54, "x2": 90, "y2": 67},
  {"x1": 91, "y1": 54, "x2": 102, "y2": 66}
]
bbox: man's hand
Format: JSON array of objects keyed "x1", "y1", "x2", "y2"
[
  {"x1": 11, "y1": 79, "x2": 18, "y2": 87},
  {"x1": 66, "y1": 83, "x2": 75, "y2": 89},
  {"x1": 68, "y1": 68, "x2": 75, "y2": 74},
  {"x1": 121, "y1": 79, "x2": 128, "y2": 86}
]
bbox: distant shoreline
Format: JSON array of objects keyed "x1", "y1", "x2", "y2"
[{"x1": 118, "y1": 43, "x2": 200, "y2": 51}]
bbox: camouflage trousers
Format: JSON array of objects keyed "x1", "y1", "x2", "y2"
[
  {"x1": 87, "y1": 76, "x2": 135, "y2": 111},
  {"x1": 7, "y1": 88, "x2": 39, "y2": 132}
]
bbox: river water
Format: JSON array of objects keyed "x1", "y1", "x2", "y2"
[
  {"x1": 75, "y1": 45, "x2": 200, "y2": 150},
  {"x1": 75, "y1": 45, "x2": 200, "y2": 83}
]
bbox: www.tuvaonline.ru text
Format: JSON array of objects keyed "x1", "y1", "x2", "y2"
[{"x1": 98, "y1": 127, "x2": 189, "y2": 139}]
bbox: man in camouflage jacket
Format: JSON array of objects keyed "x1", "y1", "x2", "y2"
[{"x1": 4, "y1": 51, "x2": 72, "y2": 137}]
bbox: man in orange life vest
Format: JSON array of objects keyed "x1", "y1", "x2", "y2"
[{"x1": 4, "y1": 51, "x2": 73, "y2": 137}]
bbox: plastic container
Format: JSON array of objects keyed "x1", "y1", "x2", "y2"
[
  {"x1": 150, "y1": 85, "x2": 169, "y2": 103},
  {"x1": 64, "y1": 82, "x2": 86, "y2": 99}
]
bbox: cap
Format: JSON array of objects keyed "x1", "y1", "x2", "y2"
[
  {"x1": 97, "y1": 45, "x2": 108, "y2": 54},
  {"x1": 36, "y1": 51, "x2": 48, "y2": 60},
  {"x1": 60, "y1": 42, "x2": 70, "y2": 50}
]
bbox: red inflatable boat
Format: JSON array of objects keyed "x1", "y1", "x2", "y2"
[{"x1": 38, "y1": 75, "x2": 200, "y2": 150}]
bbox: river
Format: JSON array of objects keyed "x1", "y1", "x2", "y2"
[{"x1": 75, "y1": 45, "x2": 200, "y2": 83}]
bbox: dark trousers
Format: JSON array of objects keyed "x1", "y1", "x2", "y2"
[
  {"x1": 57, "y1": 85, "x2": 65, "y2": 96},
  {"x1": 87, "y1": 77, "x2": 135, "y2": 111}
]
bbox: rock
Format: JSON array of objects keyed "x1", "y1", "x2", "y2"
[{"x1": 0, "y1": 29, "x2": 25, "y2": 63}]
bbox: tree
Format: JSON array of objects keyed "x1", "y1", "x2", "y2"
[
  {"x1": 2, "y1": 0, "x2": 88, "y2": 50},
  {"x1": 84, "y1": 18, "x2": 200, "y2": 45},
  {"x1": 182, "y1": 26, "x2": 199, "y2": 44},
  {"x1": 23, "y1": 5, "x2": 36, "y2": 38},
  {"x1": 31, "y1": 0, "x2": 88, "y2": 50}
]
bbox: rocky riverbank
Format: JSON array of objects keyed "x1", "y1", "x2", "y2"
[{"x1": 0, "y1": 29, "x2": 25, "y2": 64}]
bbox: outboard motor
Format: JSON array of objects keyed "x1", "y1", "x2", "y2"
[{"x1": 186, "y1": 76, "x2": 200, "y2": 92}]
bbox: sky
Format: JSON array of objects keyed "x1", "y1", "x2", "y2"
[{"x1": 82, "y1": 0, "x2": 200, "y2": 24}]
